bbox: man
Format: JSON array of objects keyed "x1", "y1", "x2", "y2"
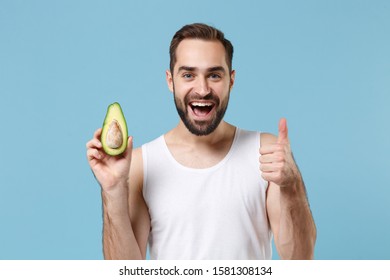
[{"x1": 86, "y1": 23, "x2": 316, "y2": 260}]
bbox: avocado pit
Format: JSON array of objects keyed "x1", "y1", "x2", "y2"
[{"x1": 106, "y1": 119, "x2": 123, "y2": 149}]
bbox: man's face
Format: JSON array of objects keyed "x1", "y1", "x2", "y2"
[{"x1": 167, "y1": 39, "x2": 235, "y2": 136}]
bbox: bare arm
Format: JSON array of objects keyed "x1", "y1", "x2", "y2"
[
  {"x1": 126, "y1": 147, "x2": 150, "y2": 259},
  {"x1": 260, "y1": 119, "x2": 316, "y2": 259},
  {"x1": 101, "y1": 181, "x2": 142, "y2": 259},
  {"x1": 87, "y1": 129, "x2": 150, "y2": 259}
]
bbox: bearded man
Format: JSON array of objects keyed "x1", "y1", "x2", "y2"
[{"x1": 86, "y1": 23, "x2": 316, "y2": 260}]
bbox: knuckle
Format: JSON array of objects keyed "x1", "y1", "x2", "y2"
[
  {"x1": 259, "y1": 157, "x2": 264, "y2": 164},
  {"x1": 259, "y1": 164, "x2": 265, "y2": 171},
  {"x1": 275, "y1": 155, "x2": 284, "y2": 162},
  {"x1": 276, "y1": 144, "x2": 284, "y2": 152}
]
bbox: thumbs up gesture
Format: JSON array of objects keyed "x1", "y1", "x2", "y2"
[{"x1": 259, "y1": 118, "x2": 300, "y2": 188}]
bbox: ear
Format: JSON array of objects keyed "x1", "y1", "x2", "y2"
[
  {"x1": 166, "y1": 70, "x2": 174, "y2": 93},
  {"x1": 229, "y1": 70, "x2": 236, "y2": 90}
]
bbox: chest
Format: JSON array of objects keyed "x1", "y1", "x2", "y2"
[
  {"x1": 168, "y1": 144, "x2": 231, "y2": 169},
  {"x1": 145, "y1": 155, "x2": 267, "y2": 228}
]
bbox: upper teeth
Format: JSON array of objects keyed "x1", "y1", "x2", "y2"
[{"x1": 191, "y1": 102, "x2": 213, "y2": 107}]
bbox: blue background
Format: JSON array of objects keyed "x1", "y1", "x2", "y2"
[{"x1": 1, "y1": 0, "x2": 389, "y2": 260}]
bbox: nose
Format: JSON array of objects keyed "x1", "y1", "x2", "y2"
[{"x1": 194, "y1": 76, "x2": 210, "y2": 97}]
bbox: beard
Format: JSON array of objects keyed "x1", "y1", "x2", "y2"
[{"x1": 173, "y1": 89, "x2": 230, "y2": 136}]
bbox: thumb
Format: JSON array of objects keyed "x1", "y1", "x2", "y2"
[
  {"x1": 277, "y1": 118, "x2": 288, "y2": 143},
  {"x1": 123, "y1": 136, "x2": 133, "y2": 159}
]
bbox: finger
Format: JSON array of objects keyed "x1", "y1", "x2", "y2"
[
  {"x1": 259, "y1": 153, "x2": 285, "y2": 164},
  {"x1": 259, "y1": 143, "x2": 284, "y2": 155},
  {"x1": 94, "y1": 128, "x2": 103, "y2": 140},
  {"x1": 87, "y1": 148, "x2": 103, "y2": 161},
  {"x1": 260, "y1": 162, "x2": 284, "y2": 172},
  {"x1": 277, "y1": 118, "x2": 288, "y2": 144},
  {"x1": 261, "y1": 171, "x2": 282, "y2": 184},
  {"x1": 260, "y1": 163, "x2": 280, "y2": 172},
  {"x1": 86, "y1": 138, "x2": 102, "y2": 149},
  {"x1": 122, "y1": 136, "x2": 133, "y2": 160}
]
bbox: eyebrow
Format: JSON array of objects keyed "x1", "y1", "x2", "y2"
[
  {"x1": 208, "y1": 66, "x2": 226, "y2": 73},
  {"x1": 177, "y1": 66, "x2": 196, "y2": 73},
  {"x1": 177, "y1": 66, "x2": 226, "y2": 74}
]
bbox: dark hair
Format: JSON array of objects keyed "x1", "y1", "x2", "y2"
[{"x1": 169, "y1": 23, "x2": 234, "y2": 73}]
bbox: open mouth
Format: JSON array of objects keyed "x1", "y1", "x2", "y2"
[{"x1": 189, "y1": 101, "x2": 215, "y2": 117}]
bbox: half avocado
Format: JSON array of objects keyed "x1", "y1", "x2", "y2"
[{"x1": 101, "y1": 102, "x2": 128, "y2": 156}]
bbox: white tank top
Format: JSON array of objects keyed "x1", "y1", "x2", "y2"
[{"x1": 142, "y1": 128, "x2": 272, "y2": 259}]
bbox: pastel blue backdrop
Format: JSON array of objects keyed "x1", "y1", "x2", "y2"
[{"x1": 1, "y1": 0, "x2": 389, "y2": 259}]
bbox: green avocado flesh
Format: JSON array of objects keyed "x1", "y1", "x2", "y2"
[{"x1": 101, "y1": 102, "x2": 128, "y2": 156}]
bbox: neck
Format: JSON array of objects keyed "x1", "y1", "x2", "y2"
[{"x1": 166, "y1": 120, "x2": 236, "y2": 146}]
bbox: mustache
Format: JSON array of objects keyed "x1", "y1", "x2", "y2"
[{"x1": 184, "y1": 92, "x2": 220, "y2": 105}]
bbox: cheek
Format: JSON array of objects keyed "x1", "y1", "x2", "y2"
[
  {"x1": 214, "y1": 83, "x2": 231, "y2": 98},
  {"x1": 173, "y1": 80, "x2": 192, "y2": 94},
  {"x1": 215, "y1": 79, "x2": 231, "y2": 91}
]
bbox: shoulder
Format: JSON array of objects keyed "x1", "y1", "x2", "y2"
[
  {"x1": 235, "y1": 128, "x2": 277, "y2": 148},
  {"x1": 128, "y1": 134, "x2": 164, "y2": 193},
  {"x1": 132, "y1": 146, "x2": 143, "y2": 165},
  {"x1": 129, "y1": 146, "x2": 144, "y2": 193}
]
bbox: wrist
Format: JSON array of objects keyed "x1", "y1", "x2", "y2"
[
  {"x1": 101, "y1": 178, "x2": 128, "y2": 196},
  {"x1": 279, "y1": 176, "x2": 308, "y2": 205},
  {"x1": 101, "y1": 182, "x2": 129, "y2": 216}
]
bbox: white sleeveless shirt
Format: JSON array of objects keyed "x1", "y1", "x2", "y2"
[{"x1": 142, "y1": 128, "x2": 272, "y2": 259}]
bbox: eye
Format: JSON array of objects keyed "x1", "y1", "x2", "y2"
[
  {"x1": 182, "y1": 73, "x2": 194, "y2": 79},
  {"x1": 209, "y1": 73, "x2": 222, "y2": 80}
]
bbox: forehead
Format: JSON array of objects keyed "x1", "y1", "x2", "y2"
[{"x1": 174, "y1": 39, "x2": 228, "y2": 72}]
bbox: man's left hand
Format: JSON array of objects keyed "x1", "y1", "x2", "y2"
[{"x1": 259, "y1": 118, "x2": 300, "y2": 187}]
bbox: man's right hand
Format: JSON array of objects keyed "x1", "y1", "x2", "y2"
[{"x1": 86, "y1": 128, "x2": 133, "y2": 192}]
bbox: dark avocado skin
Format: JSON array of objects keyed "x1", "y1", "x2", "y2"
[{"x1": 101, "y1": 102, "x2": 128, "y2": 156}]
